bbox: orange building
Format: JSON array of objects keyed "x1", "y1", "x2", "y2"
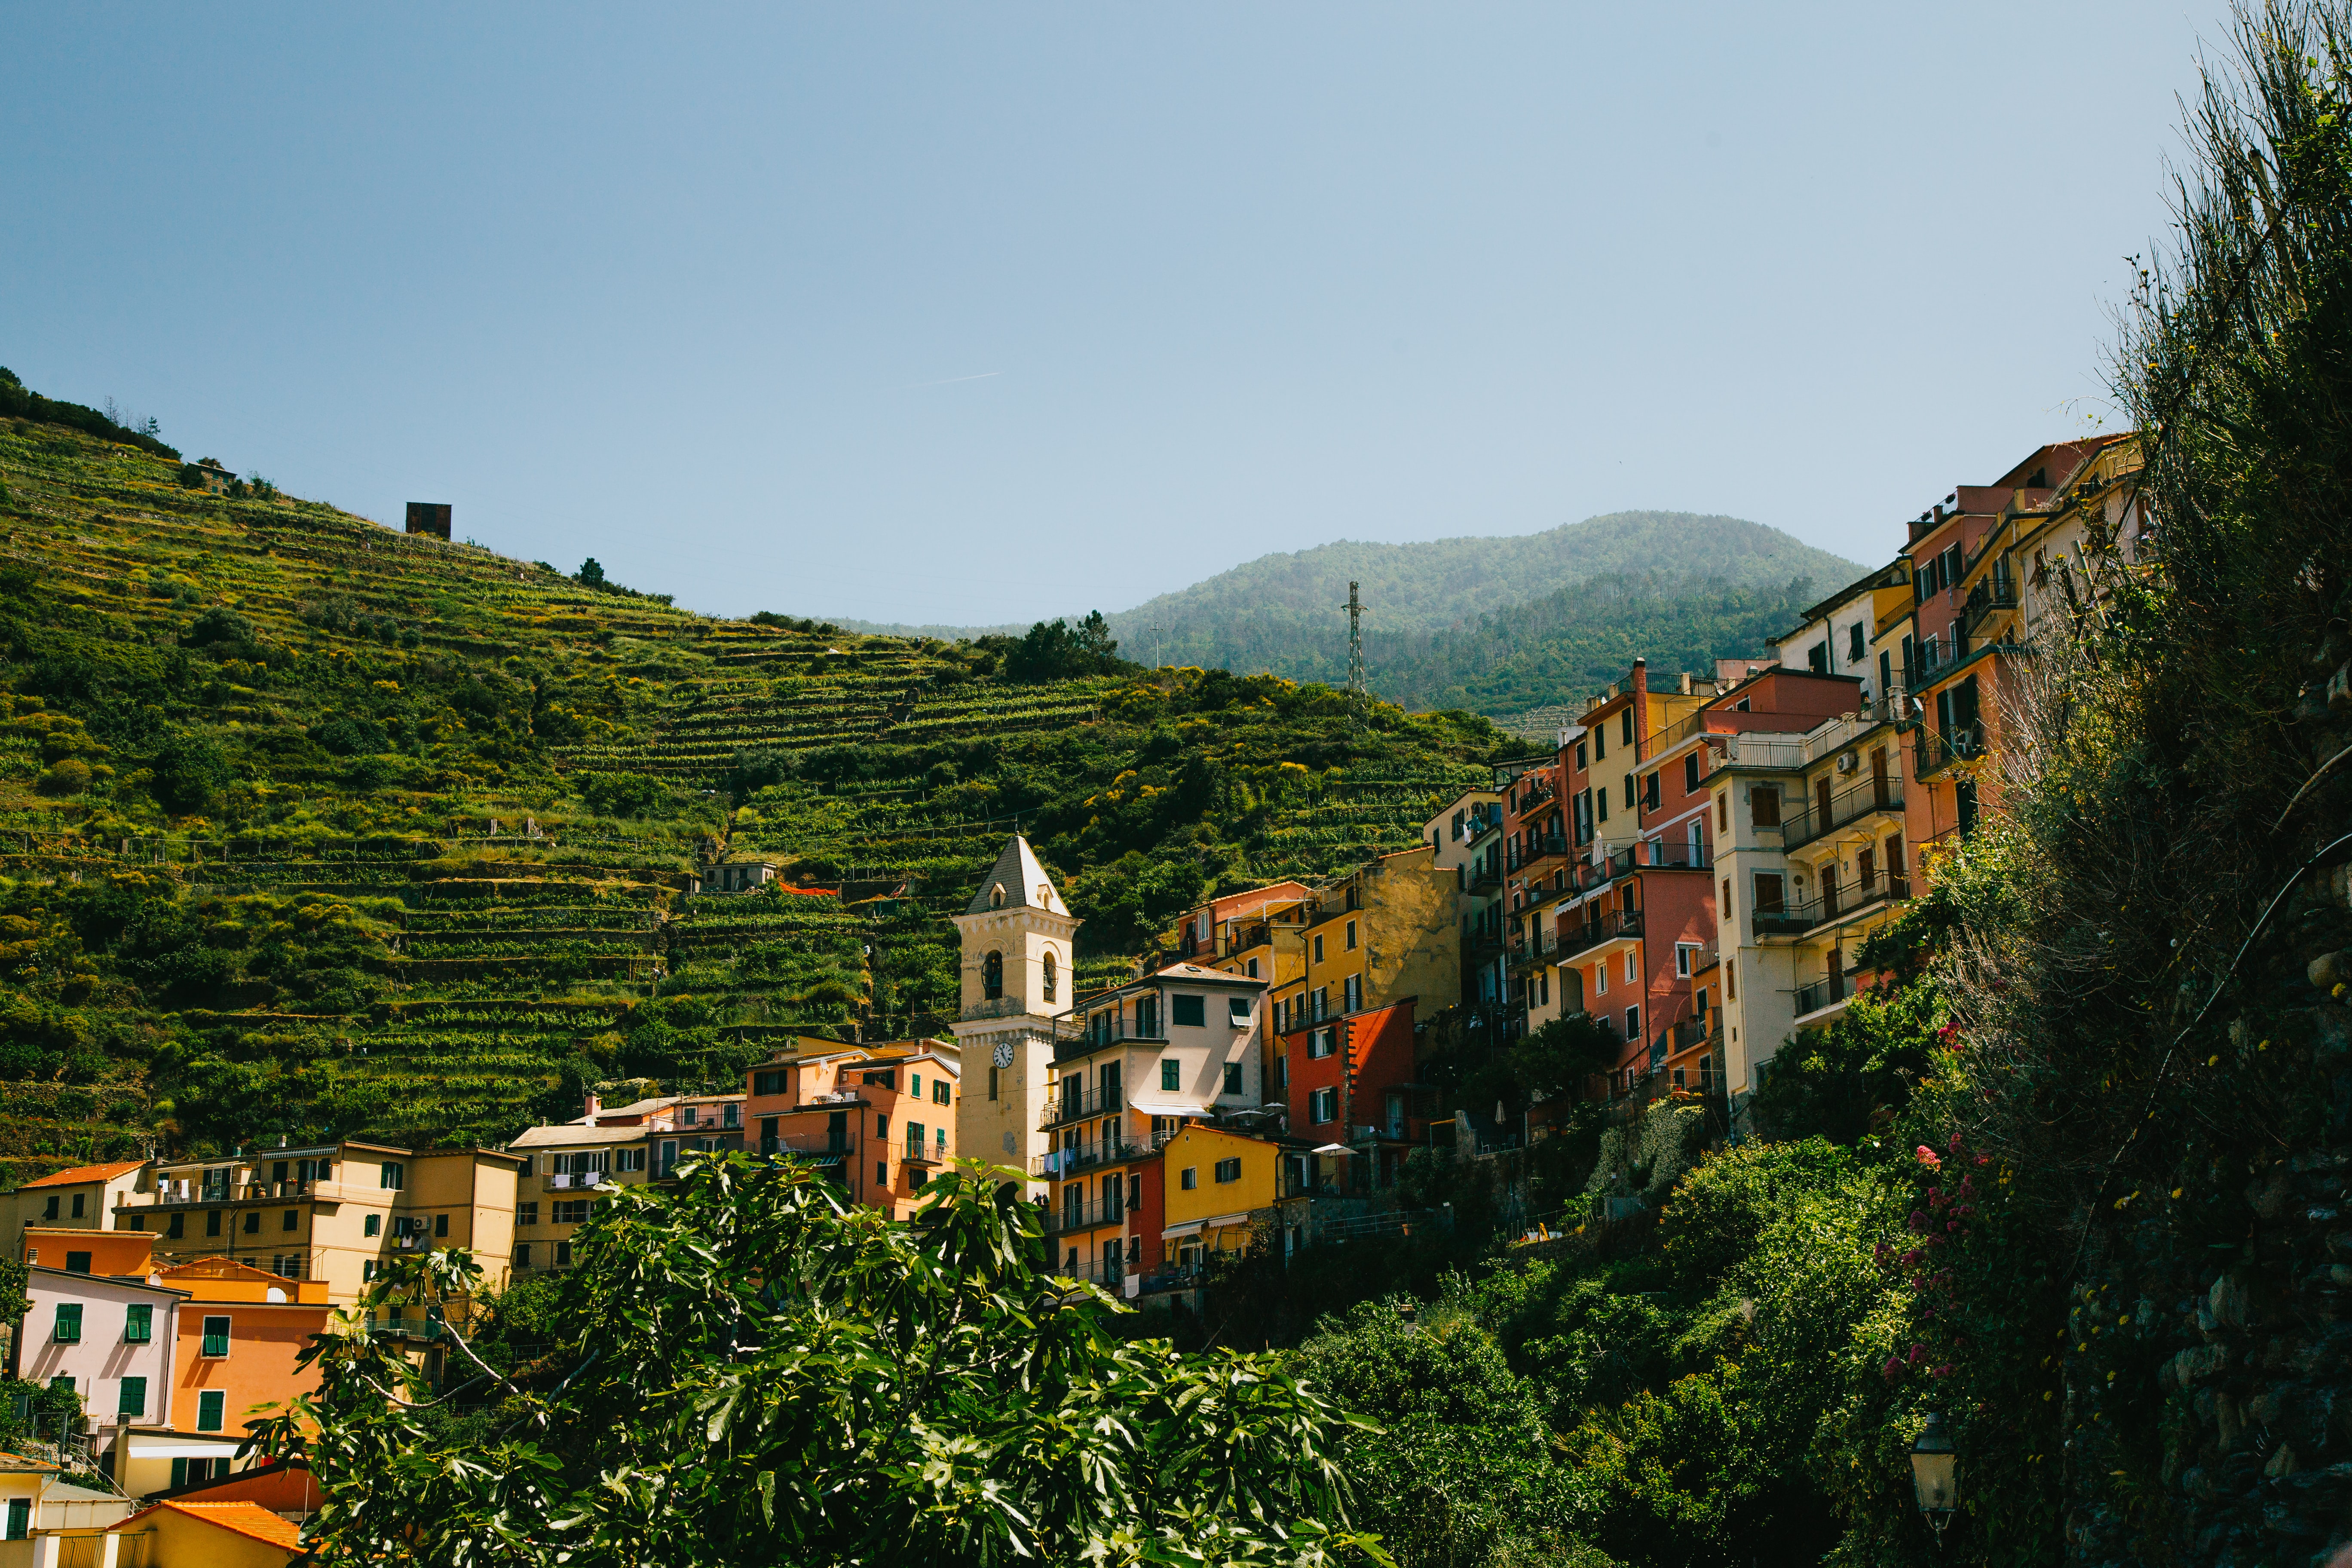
[
  {"x1": 742, "y1": 1039, "x2": 959, "y2": 1217},
  {"x1": 160, "y1": 1259, "x2": 332, "y2": 1449}
]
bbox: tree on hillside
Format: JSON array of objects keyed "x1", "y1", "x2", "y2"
[
  {"x1": 999, "y1": 611, "x2": 1132, "y2": 682},
  {"x1": 258, "y1": 1158, "x2": 1388, "y2": 1568}
]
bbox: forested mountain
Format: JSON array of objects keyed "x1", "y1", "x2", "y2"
[
  {"x1": 0, "y1": 388, "x2": 1501, "y2": 1181},
  {"x1": 843, "y1": 511, "x2": 1858, "y2": 719}
]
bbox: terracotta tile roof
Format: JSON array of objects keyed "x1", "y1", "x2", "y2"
[
  {"x1": 19, "y1": 1161, "x2": 144, "y2": 1190},
  {"x1": 113, "y1": 1499, "x2": 305, "y2": 1550},
  {"x1": 0, "y1": 1449, "x2": 61, "y2": 1473}
]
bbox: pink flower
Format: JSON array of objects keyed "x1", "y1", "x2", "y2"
[
  {"x1": 1946, "y1": 1220, "x2": 1961, "y2": 1233},
  {"x1": 1975, "y1": 1154, "x2": 1991, "y2": 1167},
  {"x1": 1902, "y1": 1249, "x2": 1923, "y2": 1267},
  {"x1": 1956, "y1": 1204, "x2": 1976, "y2": 1218},
  {"x1": 1948, "y1": 1134, "x2": 1963, "y2": 1155},
  {"x1": 1883, "y1": 1356, "x2": 1904, "y2": 1381},
  {"x1": 1932, "y1": 1363, "x2": 1954, "y2": 1379},
  {"x1": 1907, "y1": 1344, "x2": 1925, "y2": 1365},
  {"x1": 1915, "y1": 1145, "x2": 1942, "y2": 1171}
]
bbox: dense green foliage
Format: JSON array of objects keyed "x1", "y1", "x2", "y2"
[
  {"x1": 0, "y1": 366, "x2": 178, "y2": 460},
  {"x1": 273, "y1": 1157, "x2": 1388, "y2": 1567}
]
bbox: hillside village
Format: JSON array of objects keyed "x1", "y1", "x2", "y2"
[{"x1": 0, "y1": 401, "x2": 2152, "y2": 1551}]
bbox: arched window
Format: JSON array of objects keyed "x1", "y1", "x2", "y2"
[
  {"x1": 990, "y1": 884, "x2": 1006, "y2": 910},
  {"x1": 982, "y1": 950, "x2": 1004, "y2": 1001},
  {"x1": 1042, "y1": 949, "x2": 1057, "y2": 1003}
]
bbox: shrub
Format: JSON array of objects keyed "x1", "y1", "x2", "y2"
[
  {"x1": 35, "y1": 758, "x2": 90, "y2": 796},
  {"x1": 148, "y1": 732, "x2": 233, "y2": 814}
]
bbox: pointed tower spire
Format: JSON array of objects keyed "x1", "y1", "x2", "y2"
[{"x1": 951, "y1": 836, "x2": 1081, "y2": 1196}]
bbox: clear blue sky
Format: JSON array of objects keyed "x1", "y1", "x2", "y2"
[{"x1": 3, "y1": 3, "x2": 2227, "y2": 626}]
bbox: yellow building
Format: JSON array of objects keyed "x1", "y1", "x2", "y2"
[
  {"x1": 949, "y1": 836, "x2": 1078, "y2": 1197},
  {"x1": 1, "y1": 1161, "x2": 148, "y2": 1239},
  {"x1": 1299, "y1": 845, "x2": 1458, "y2": 1029},
  {"x1": 1156, "y1": 1122, "x2": 1288, "y2": 1271},
  {"x1": 114, "y1": 1141, "x2": 523, "y2": 1305}
]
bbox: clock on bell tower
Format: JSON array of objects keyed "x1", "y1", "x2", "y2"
[{"x1": 949, "y1": 835, "x2": 1078, "y2": 1194}]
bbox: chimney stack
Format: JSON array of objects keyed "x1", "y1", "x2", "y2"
[
  {"x1": 1631, "y1": 659, "x2": 1650, "y2": 761},
  {"x1": 584, "y1": 1090, "x2": 601, "y2": 1121}
]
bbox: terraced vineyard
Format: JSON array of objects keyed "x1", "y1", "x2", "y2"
[{"x1": 0, "y1": 390, "x2": 1504, "y2": 1179}]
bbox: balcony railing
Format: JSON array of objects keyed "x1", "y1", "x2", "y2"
[
  {"x1": 1963, "y1": 572, "x2": 2019, "y2": 636},
  {"x1": 1752, "y1": 873, "x2": 1911, "y2": 940},
  {"x1": 1782, "y1": 774, "x2": 1905, "y2": 851},
  {"x1": 1041, "y1": 1085, "x2": 1124, "y2": 1130},
  {"x1": 1044, "y1": 1197, "x2": 1127, "y2": 1234},
  {"x1": 1031, "y1": 1138, "x2": 1140, "y2": 1178},
  {"x1": 1506, "y1": 833, "x2": 1568, "y2": 872},
  {"x1": 1911, "y1": 637, "x2": 1969, "y2": 686},
  {"x1": 759, "y1": 1135, "x2": 850, "y2": 1161},
  {"x1": 1570, "y1": 836, "x2": 1712, "y2": 894},
  {"x1": 370, "y1": 1318, "x2": 442, "y2": 1342},
  {"x1": 1557, "y1": 907, "x2": 1643, "y2": 961},
  {"x1": 1914, "y1": 723, "x2": 1985, "y2": 779}
]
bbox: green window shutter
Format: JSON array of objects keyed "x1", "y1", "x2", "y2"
[
  {"x1": 169, "y1": 1458, "x2": 188, "y2": 1490},
  {"x1": 5, "y1": 1498, "x2": 28, "y2": 1540},
  {"x1": 125, "y1": 1303, "x2": 152, "y2": 1343},
  {"x1": 54, "y1": 1303, "x2": 82, "y2": 1342},
  {"x1": 117, "y1": 1376, "x2": 146, "y2": 1419},
  {"x1": 196, "y1": 1390, "x2": 226, "y2": 1432},
  {"x1": 202, "y1": 1316, "x2": 230, "y2": 1357},
  {"x1": 1161, "y1": 1059, "x2": 1179, "y2": 1091}
]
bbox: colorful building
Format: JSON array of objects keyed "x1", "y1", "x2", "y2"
[
  {"x1": 741, "y1": 1040, "x2": 959, "y2": 1219},
  {"x1": 0, "y1": 1162, "x2": 148, "y2": 1240},
  {"x1": 948, "y1": 836, "x2": 1078, "y2": 1197}
]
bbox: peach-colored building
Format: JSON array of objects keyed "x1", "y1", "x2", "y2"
[{"x1": 743, "y1": 1040, "x2": 960, "y2": 1218}]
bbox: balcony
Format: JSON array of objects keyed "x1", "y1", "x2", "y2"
[
  {"x1": 1793, "y1": 975, "x2": 1848, "y2": 1018},
  {"x1": 1571, "y1": 836, "x2": 1712, "y2": 894},
  {"x1": 370, "y1": 1318, "x2": 442, "y2": 1342},
  {"x1": 1506, "y1": 833, "x2": 1569, "y2": 873},
  {"x1": 1782, "y1": 774, "x2": 1905, "y2": 851},
  {"x1": 1914, "y1": 723, "x2": 1985, "y2": 781},
  {"x1": 1469, "y1": 860, "x2": 1503, "y2": 894},
  {"x1": 1032, "y1": 1138, "x2": 1139, "y2": 1179},
  {"x1": 1040, "y1": 1085, "x2": 1124, "y2": 1130},
  {"x1": 758, "y1": 1135, "x2": 849, "y2": 1164},
  {"x1": 1910, "y1": 637, "x2": 1969, "y2": 687},
  {"x1": 1753, "y1": 874, "x2": 1911, "y2": 941},
  {"x1": 1963, "y1": 572, "x2": 2019, "y2": 637},
  {"x1": 1557, "y1": 907, "x2": 1642, "y2": 961},
  {"x1": 1044, "y1": 1197, "x2": 1126, "y2": 1234}
]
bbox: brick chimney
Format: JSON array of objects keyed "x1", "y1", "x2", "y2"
[
  {"x1": 1631, "y1": 659, "x2": 1649, "y2": 762},
  {"x1": 584, "y1": 1089, "x2": 601, "y2": 1122}
]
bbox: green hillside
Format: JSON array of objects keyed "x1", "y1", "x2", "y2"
[
  {"x1": 844, "y1": 512, "x2": 1858, "y2": 718},
  {"x1": 0, "y1": 388, "x2": 1503, "y2": 1182}
]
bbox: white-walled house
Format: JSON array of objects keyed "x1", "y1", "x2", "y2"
[{"x1": 6, "y1": 1266, "x2": 186, "y2": 1432}]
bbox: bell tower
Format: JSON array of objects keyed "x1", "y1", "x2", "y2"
[{"x1": 949, "y1": 835, "x2": 1078, "y2": 1194}]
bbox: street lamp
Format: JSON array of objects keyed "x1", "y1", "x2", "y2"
[{"x1": 1910, "y1": 1410, "x2": 1958, "y2": 1545}]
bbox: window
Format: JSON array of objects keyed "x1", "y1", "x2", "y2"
[
  {"x1": 1228, "y1": 995, "x2": 1249, "y2": 1023},
  {"x1": 906, "y1": 1121, "x2": 926, "y2": 1155},
  {"x1": 1726, "y1": 958, "x2": 1737, "y2": 1001},
  {"x1": 241, "y1": 1210, "x2": 259, "y2": 1234},
  {"x1": 200, "y1": 1314, "x2": 233, "y2": 1357},
  {"x1": 1222, "y1": 1062, "x2": 1242, "y2": 1096},
  {"x1": 1595, "y1": 959, "x2": 1608, "y2": 996},
  {"x1": 1538, "y1": 969, "x2": 1550, "y2": 1006},
  {"x1": 1676, "y1": 943, "x2": 1698, "y2": 978},
  {"x1": 556, "y1": 1240, "x2": 573, "y2": 1266},
  {"x1": 1716, "y1": 793, "x2": 1728, "y2": 833},
  {"x1": 1596, "y1": 788, "x2": 1608, "y2": 824},
  {"x1": 70, "y1": 1192, "x2": 85, "y2": 1219},
  {"x1": 1310, "y1": 1087, "x2": 1338, "y2": 1124},
  {"x1": 380, "y1": 1162, "x2": 404, "y2": 1190},
  {"x1": 516, "y1": 1243, "x2": 533, "y2": 1269},
  {"x1": 1042, "y1": 949, "x2": 1057, "y2": 1003},
  {"x1": 6, "y1": 1498, "x2": 28, "y2": 1540},
  {"x1": 1624, "y1": 949, "x2": 1638, "y2": 984},
  {"x1": 118, "y1": 1376, "x2": 146, "y2": 1419},
  {"x1": 1312, "y1": 986, "x2": 1328, "y2": 1020},
  {"x1": 283, "y1": 1209, "x2": 299, "y2": 1232},
  {"x1": 618, "y1": 1147, "x2": 645, "y2": 1172},
  {"x1": 518, "y1": 1202, "x2": 539, "y2": 1227},
  {"x1": 1848, "y1": 622, "x2": 1867, "y2": 664},
  {"x1": 65, "y1": 1250, "x2": 91, "y2": 1274},
  {"x1": 1722, "y1": 877, "x2": 1732, "y2": 914},
  {"x1": 987, "y1": 1067, "x2": 998, "y2": 1101},
  {"x1": 206, "y1": 1210, "x2": 221, "y2": 1237},
  {"x1": 41, "y1": 1195, "x2": 58, "y2": 1221},
  {"x1": 1623, "y1": 773, "x2": 1635, "y2": 808},
  {"x1": 1246, "y1": 958, "x2": 1259, "y2": 978},
  {"x1": 197, "y1": 1389, "x2": 226, "y2": 1432},
  {"x1": 1214, "y1": 1158, "x2": 1241, "y2": 1183},
  {"x1": 753, "y1": 1069, "x2": 788, "y2": 1096},
  {"x1": 876, "y1": 1161, "x2": 888, "y2": 1186},
  {"x1": 875, "y1": 1113, "x2": 888, "y2": 1139},
  {"x1": 1750, "y1": 787, "x2": 1780, "y2": 828},
  {"x1": 1312, "y1": 934, "x2": 1325, "y2": 964},
  {"x1": 982, "y1": 950, "x2": 1003, "y2": 1001},
  {"x1": 1684, "y1": 754, "x2": 1700, "y2": 794},
  {"x1": 434, "y1": 1213, "x2": 450, "y2": 1237},
  {"x1": 933, "y1": 1078, "x2": 951, "y2": 1106},
  {"x1": 910, "y1": 1073, "x2": 922, "y2": 1099},
  {"x1": 53, "y1": 1303, "x2": 82, "y2": 1343},
  {"x1": 1172, "y1": 994, "x2": 1204, "y2": 1028},
  {"x1": 364, "y1": 1214, "x2": 381, "y2": 1238},
  {"x1": 125, "y1": 1303, "x2": 152, "y2": 1343},
  {"x1": 1276, "y1": 1053, "x2": 1289, "y2": 1088},
  {"x1": 1181, "y1": 1167, "x2": 1198, "y2": 1190},
  {"x1": 1343, "y1": 974, "x2": 1361, "y2": 1012},
  {"x1": 1344, "y1": 919, "x2": 1357, "y2": 951},
  {"x1": 1594, "y1": 725, "x2": 1606, "y2": 761},
  {"x1": 362, "y1": 1260, "x2": 378, "y2": 1281},
  {"x1": 1161, "y1": 1058, "x2": 1179, "y2": 1091},
  {"x1": 1626, "y1": 1005, "x2": 1642, "y2": 1040},
  {"x1": 1753, "y1": 873, "x2": 1785, "y2": 914},
  {"x1": 1309, "y1": 1029, "x2": 1335, "y2": 1060}
]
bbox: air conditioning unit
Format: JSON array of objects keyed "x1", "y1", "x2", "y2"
[{"x1": 1836, "y1": 753, "x2": 1859, "y2": 774}]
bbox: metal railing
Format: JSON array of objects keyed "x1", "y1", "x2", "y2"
[
  {"x1": 1040, "y1": 1085, "x2": 1124, "y2": 1129},
  {"x1": 1044, "y1": 1197, "x2": 1126, "y2": 1234},
  {"x1": 1752, "y1": 873, "x2": 1911, "y2": 940},
  {"x1": 1557, "y1": 907, "x2": 1642, "y2": 960},
  {"x1": 1782, "y1": 774, "x2": 1905, "y2": 851},
  {"x1": 1963, "y1": 572, "x2": 2018, "y2": 636},
  {"x1": 1031, "y1": 1138, "x2": 1140, "y2": 1178},
  {"x1": 1914, "y1": 723, "x2": 1985, "y2": 779}
]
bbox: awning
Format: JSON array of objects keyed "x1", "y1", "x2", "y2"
[
  {"x1": 1310, "y1": 1143, "x2": 1355, "y2": 1155},
  {"x1": 1124, "y1": 1092, "x2": 1216, "y2": 1118},
  {"x1": 1161, "y1": 1220, "x2": 1207, "y2": 1240},
  {"x1": 127, "y1": 1441, "x2": 242, "y2": 1458},
  {"x1": 1201, "y1": 1211, "x2": 1251, "y2": 1229}
]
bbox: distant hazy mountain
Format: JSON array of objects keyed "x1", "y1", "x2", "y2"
[{"x1": 836, "y1": 511, "x2": 1862, "y2": 717}]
